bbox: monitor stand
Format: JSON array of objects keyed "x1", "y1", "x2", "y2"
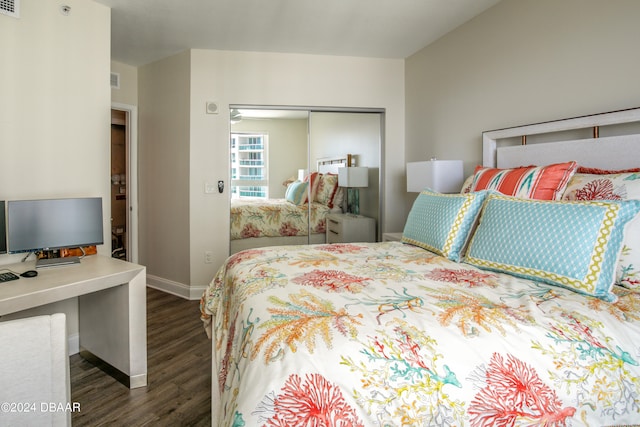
[{"x1": 36, "y1": 256, "x2": 81, "y2": 269}]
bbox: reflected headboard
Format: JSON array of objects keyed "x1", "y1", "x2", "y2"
[
  {"x1": 317, "y1": 155, "x2": 349, "y2": 174},
  {"x1": 482, "y1": 107, "x2": 640, "y2": 169}
]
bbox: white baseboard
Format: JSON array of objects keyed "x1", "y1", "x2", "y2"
[{"x1": 146, "y1": 274, "x2": 206, "y2": 300}]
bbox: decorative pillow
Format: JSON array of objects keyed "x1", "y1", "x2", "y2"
[
  {"x1": 562, "y1": 172, "x2": 640, "y2": 201},
  {"x1": 460, "y1": 175, "x2": 474, "y2": 194},
  {"x1": 315, "y1": 173, "x2": 339, "y2": 207},
  {"x1": 562, "y1": 171, "x2": 640, "y2": 290},
  {"x1": 282, "y1": 175, "x2": 297, "y2": 187},
  {"x1": 465, "y1": 194, "x2": 640, "y2": 302},
  {"x1": 402, "y1": 189, "x2": 489, "y2": 262},
  {"x1": 469, "y1": 161, "x2": 578, "y2": 200},
  {"x1": 331, "y1": 186, "x2": 345, "y2": 210},
  {"x1": 304, "y1": 172, "x2": 322, "y2": 203},
  {"x1": 577, "y1": 166, "x2": 640, "y2": 174},
  {"x1": 285, "y1": 181, "x2": 309, "y2": 205}
]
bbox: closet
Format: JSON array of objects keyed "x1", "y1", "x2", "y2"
[{"x1": 229, "y1": 106, "x2": 384, "y2": 253}]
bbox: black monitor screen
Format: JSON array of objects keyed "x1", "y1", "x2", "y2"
[
  {"x1": 7, "y1": 197, "x2": 103, "y2": 253},
  {"x1": 0, "y1": 201, "x2": 6, "y2": 254}
]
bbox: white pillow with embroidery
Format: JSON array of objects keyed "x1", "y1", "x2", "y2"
[{"x1": 562, "y1": 170, "x2": 640, "y2": 290}]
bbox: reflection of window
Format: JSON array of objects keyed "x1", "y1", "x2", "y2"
[{"x1": 230, "y1": 133, "x2": 268, "y2": 199}]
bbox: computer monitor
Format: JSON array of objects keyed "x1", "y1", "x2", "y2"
[
  {"x1": 0, "y1": 201, "x2": 6, "y2": 255},
  {"x1": 7, "y1": 197, "x2": 103, "y2": 265}
]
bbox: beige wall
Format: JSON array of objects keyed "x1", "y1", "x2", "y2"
[
  {"x1": 405, "y1": 0, "x2": 640, "y2": 205},
  {"x1": 0, "y1": 0, "x2": 111, "y2": 344},
  {"x1": 231, "y1": 118, "x2": 308, "y2": 199},
  {"x1": 138, "y1": 51, "x2": 192, "y2": 290},
  {"x1": 191, "y1": 50, "x2": 405, "y2": 290},
  {"x1": 0, "y1": 0, "x2": 111, "y2": 220},
  {"x1": 309, "y1": 112, "x2": 382, "y2": 224},
  {"x1": 111, "y1": 61, "x2": 138, "y2": 106},
  {"x1": 140, "y1": 49, "x2": 404, "y2": 296}
]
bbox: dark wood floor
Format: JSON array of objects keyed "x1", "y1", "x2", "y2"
[{"x1": 70, "y1": 287, "x2": 212, "y2": 426}]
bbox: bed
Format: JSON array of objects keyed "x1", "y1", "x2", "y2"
[
  {"x1": 202, "y1": 108, "x2": 640, "y2": 425},
  {"x1": 230, "y1": 156, "x2": 349, "y2": 254}
]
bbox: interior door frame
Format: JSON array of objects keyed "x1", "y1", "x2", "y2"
[{"x1": 111, "y1": 102, "x2": 139, "y2": 264}]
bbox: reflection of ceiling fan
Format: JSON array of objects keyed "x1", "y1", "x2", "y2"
[
  {"x1": 230, "y1": 108, "x2": 309, "y2": 123},
  {"x1": 230, "y1": 109, "x2": 243, "y2": 124}
]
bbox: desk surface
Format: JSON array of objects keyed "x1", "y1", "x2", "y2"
[{"x1": 0, "y1": 256, "x2": 145, "y2": 316}]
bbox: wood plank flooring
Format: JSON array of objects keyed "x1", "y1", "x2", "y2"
[{"x1": 70, "y1": 287, "x2": 212, "y2": 426}]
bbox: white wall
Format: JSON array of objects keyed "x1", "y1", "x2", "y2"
[
  {"x1": 140, "y1": 49, "x2": 404, "y2": 297},
  {"x1": 0, "y1": 0, "x2": 111, "y2": 346},
  {"x1": 405, "y1": 0, "x2": 640, "y2": 205}
]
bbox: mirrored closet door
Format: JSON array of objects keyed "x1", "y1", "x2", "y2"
[{"x1": 229, "y1": 106, "x2": 383, "y2": 254}]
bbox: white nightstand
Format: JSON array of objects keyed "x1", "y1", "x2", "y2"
[
  {"x1": 382, "y1": 232, "x2": 403, "y2": 242},
  {"x1": 326, "y1": 213, "x2": 376, "y2": 243}
]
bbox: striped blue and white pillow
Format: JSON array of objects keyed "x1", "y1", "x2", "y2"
[
  {"x1": 402, "y1": 189, "x2": 489, "y2": 262},
  {"x1": 465, "y1": 193, "x2": 640, "y2": 302},
  {"x1": 285, "y1": 181, "x2": 309, "y2": 205}
]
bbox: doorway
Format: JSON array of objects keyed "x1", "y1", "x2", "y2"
[{"x1": 110, "y1": 104, "x2": 139, "y2": 263}]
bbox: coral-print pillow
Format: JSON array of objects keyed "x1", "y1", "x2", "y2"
[
  {"x1": 315, "y1": 173, "x2": 339, "y2": 207},
  {"x1": 303, "y1": 172, "x2": 322, "y2": 203},
  {"x1": 562, "y1": 171, "x2": 640, "y2": 290}
]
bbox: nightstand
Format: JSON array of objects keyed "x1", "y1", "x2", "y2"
[
  {"x1": 326, "y1": 213, "x2": 376, "y2": 243},
  {"x1": 382, "y1": 232, "x2": 403, "y2": 242}
]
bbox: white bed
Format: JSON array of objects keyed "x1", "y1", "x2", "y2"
[{"x1": 204, "y1": 108, "x2": 640, "y2": 425}]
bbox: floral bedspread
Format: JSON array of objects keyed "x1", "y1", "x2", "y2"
[
  {"x1": 230, "y1": 199, "x2": 330, "y2": 240},
  {"x1": 200, "y1": 242, "x2": 640, "y2": 426}
]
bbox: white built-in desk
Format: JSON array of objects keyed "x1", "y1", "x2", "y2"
[{"x1": 0, "y1": 255, "x2": 147, "y2": 388}]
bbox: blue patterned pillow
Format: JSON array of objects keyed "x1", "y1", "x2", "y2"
[
  {"x1": 402, "y1": 189, "x2": 489, "y2": 262},
  {"x1": 285, "y1": 181, "x2": 308, "y2": 205},
  {"x1": 465, "y1": 194, "x2": 640, "y2": 302}
]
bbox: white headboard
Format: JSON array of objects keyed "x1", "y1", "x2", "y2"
[
  {"x1": 317, "y1": 155, "x2": 349, "y2": 174},
  {"x1": 482, "y1": 108, "x2": 640, "y2": 169}
]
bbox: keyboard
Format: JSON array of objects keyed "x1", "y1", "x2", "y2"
[{"x1": 0, "y1": 271, "x2": 20, "y2": 282}]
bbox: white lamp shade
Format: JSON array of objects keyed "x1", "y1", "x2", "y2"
[
  {"x1": 407, "y1": 160, "x2": 463, "y2": 193},
  {"x1": 338, "y1": 167, "x2": 368, "y2": 188},
  {"x1": 297, "y1": 169, "x2": 308, "y2": 181}
]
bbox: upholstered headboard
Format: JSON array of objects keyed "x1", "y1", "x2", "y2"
[{"x1": 482, "y1": 108, "x2": 640, "y2": 169}]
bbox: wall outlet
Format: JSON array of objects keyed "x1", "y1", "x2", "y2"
[{"x1": 204, "y1": 251, "x2": 213, "y2": 264}]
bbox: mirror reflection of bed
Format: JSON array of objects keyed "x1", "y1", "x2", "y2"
[{"x1": 229, "y1": 108, "x2": 382, "y2": 254}]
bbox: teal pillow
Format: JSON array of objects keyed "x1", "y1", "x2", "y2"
[
  {"x1": 285, "y1": 181, "x2": 308, "y2": 205},
  {"x1": 402, "y1": 189, "x2": 489, "y2": 262},
  {"x1": 465, "y1": 194, "x2": 640, "y2": 302}
]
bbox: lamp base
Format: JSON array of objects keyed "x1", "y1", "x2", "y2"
[{"x1": 347, "y1": 188, "x2": 360, "y2": 215}]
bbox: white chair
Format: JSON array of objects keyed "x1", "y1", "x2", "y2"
[{"x1": 0, "y1": 313, "x2": 71, "y2": 427}]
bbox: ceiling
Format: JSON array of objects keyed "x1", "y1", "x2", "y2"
[{"x1": 95, "y1": 0, "x2": 501, "y2": 67}]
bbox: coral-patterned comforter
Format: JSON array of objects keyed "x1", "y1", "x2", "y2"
[
  {"x1": 230, "y1": 199, "x2": 330, "y2": 240},
  {"x1": 200, "y1": 242, "x2": 640, "y2": 426}
]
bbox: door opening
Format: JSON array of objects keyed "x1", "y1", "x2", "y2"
[{"x1": 111, "y1": 109, "x2": 128, "y2": 260}]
